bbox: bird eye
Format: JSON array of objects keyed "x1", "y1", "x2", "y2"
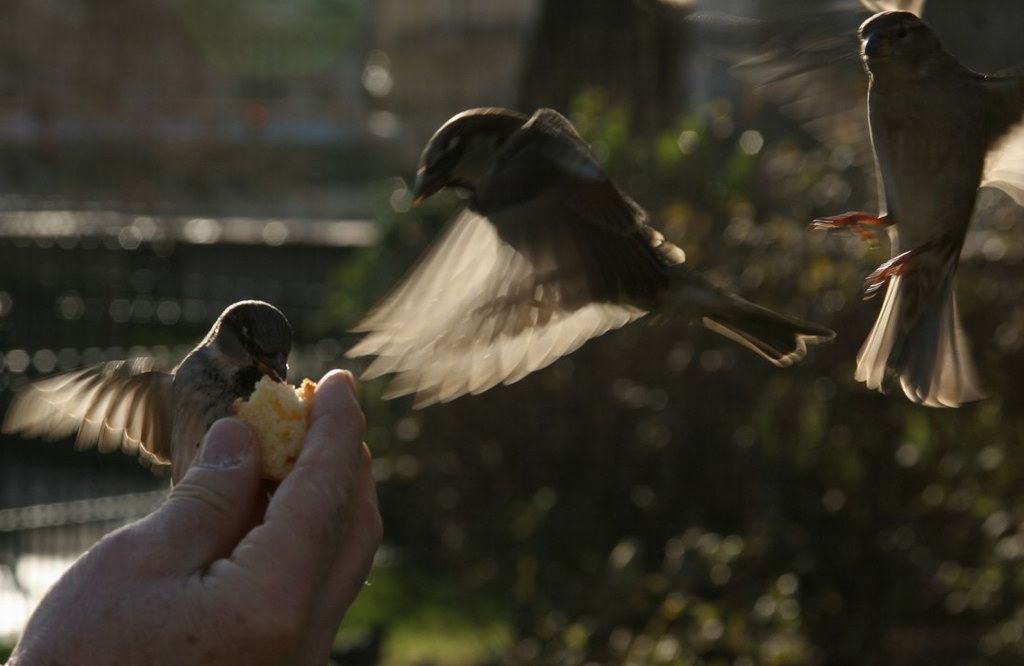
[
  {"x1": 447, "y1": 136, "x2": 461, "y2": 152},
  {"x1": 894, "y1": 26, "x2": 908, "y2": 39}
]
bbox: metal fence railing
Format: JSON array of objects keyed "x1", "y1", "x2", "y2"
[{"x1": 0, "y1": 491, "x2": 168, "y2": 640}]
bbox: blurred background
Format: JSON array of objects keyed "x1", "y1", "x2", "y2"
[{"x1": 2, "y1": 1, "x2": 1024, "y2": 664}]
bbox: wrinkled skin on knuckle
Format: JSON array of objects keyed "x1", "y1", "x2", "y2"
[
  {"x1": 172, "y1": 481, "x2": 240, "y2": 527},
  {"x1": 85, "y1": 527, "x2": 160, "y2": 579},
  {"x1": 93, "y1": 526, "x2": 139, "y2": 560}
]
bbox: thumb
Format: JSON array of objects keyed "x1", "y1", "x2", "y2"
[{"x1": 137, "y1": 418, "x2": 264, "y2": 573}]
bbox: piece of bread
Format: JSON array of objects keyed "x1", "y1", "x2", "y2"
[{"x1": 234, "y1": 376, "x2": 316, "y2": 481}]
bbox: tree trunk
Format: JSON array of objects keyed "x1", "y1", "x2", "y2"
[{"x1": 519, "y1": 0, "x2": 691, "y2": 135}]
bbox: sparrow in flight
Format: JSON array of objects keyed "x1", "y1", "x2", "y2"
[
  {"x1": 810, "y1": 11, "x2": 1024, "y2": 407},
  {"x1": 3, "y1": 300, "x2": 292, "y2": 483},
  {"x1": 720, "y1": 0, "x2": 1024, "y2": 406},
  {"x1": 347, "y1": 107, "x2": 835, "y2": 408}
]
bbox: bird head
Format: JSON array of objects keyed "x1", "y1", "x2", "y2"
[
  {"x1": 859, "y1": 11, "x2": 944, "y2": 77},
  {"x1": 413, "y1": 108, "x2": 528, "y2": 204},
  {"x1": 210, "y1": 300, "x2": 292, "y2": 383}
]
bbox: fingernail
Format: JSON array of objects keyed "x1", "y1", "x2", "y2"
[
  {"x1": 198, "y1": 418, "x2": 252, "y2": 469},
  {"x1": 340, "y1": 369, "x2": 358, "y2": 394},
  {"x1": 318, "y1": 368, "x2": 355, "y2": 393},
  {"x1": 312, "y1": 369, "x2": 359, "y2": 422}
]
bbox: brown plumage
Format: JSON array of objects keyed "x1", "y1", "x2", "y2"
[
  {"x1": 347, "y1": 108, "x2": 835, "y2": 408},
  {"x1": 726, "y1": 1, "x2": 1024, "y2": 406},
  {"x1": 2, "y1": 300, "x2": 292, "y2": 483},
  {"x1": 824, "y1": 11, "x2": 1024, "y2": 406}
]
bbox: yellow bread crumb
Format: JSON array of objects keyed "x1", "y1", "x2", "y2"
[{"x1": 234, "y1": 376, "x2": 316, "y2": 481}]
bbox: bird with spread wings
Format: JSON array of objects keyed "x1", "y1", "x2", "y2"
[
  {"x1": 347, "y1": 107, "x2": 835, "y2": 408},
  {"x1": 722, "y1": 0, "x2": 1024, "y2": 406}
]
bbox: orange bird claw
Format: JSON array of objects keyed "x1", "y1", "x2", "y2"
[
  {"x1": 863, "y1": 243, "x2": 932, "y2": 299},
  {"x1": 811, "y1": 212, "x2": 890, "y2": 245}
]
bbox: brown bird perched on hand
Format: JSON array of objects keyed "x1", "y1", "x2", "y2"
[
  {"x1": 2, "y1": 300, "x2": 292, "y2": 483},
  {"x1": 810, "y1": 11, "x2": 1024, "y2": 407},
  {"x1": 347, "y1": 107, "x2": 835, "y2": 408}
]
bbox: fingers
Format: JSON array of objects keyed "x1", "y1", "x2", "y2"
[
  {"x1": 324, "y1": 445, "x2": 382, "y2": 609},
  {"x1": 133, "y1": 418, "x2": 264, "y2": 573},
  {"x1": 298, "y1": 445, "x2": 382, "y2": 661},
  {"x1": 232, "y1": 370, "x2": 367, "y2": 603}
]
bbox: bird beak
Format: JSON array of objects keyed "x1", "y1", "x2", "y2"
[
  {"x1": 412, "y1": 168, "x2": 443, "y2": 206},
  {"x1": 863, "y1": 33, "x2": 887, "y2": 58},
  {"x1": 255, "y1": 352, "x2": 288, "y2": 383}
]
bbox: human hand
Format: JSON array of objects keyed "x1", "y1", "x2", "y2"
[{"x1": 8, "y1": 369, "x2": 381, "y2": 666}]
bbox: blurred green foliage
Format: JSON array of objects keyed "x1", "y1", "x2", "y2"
[
  {"x1": 332, "y1": 88, "x2": 1024, "y2": 664},
  {"x1": 339, "y1": 565, "x2": 512, "y2": 664}
]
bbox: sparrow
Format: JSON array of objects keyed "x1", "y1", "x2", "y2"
[
  {"x1": 346, "y1": 107, "x2": 835, "y2": 408},
  {"x1": 2, "y1": 300, "x2": 292, "y2": 483},
  {"x1": 726, "y1": 0, "x2": 1024, "y2": 198},
  {"x1": 810, "y1": 11, "x2": 1024, "y2": 407}
]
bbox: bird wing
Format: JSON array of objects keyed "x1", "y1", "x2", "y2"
[
  {"x1": 348, "y1": 209, "x2": 648, "y2": 407},
  {"x1": 348, "y1": 109, "x2": 685, "y2": 407},
  {"x1": 482, "y1": 108, "x2": 685, "y2": 269},
  {"x1": 981, "y1": 68, "x2": 1024, "y2": 206},
  {"x1": 729, "y1": 1, "x2": 1024, "y2": 212},
  {"x1": 2, "y1": 358, "x2": 174, "y2": 472},
  {"x1": 725, "y1": 2, "x2": 880, "y2": 208}
]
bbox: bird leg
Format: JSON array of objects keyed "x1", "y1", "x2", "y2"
[
  {"x1": 863, "y1": 242, "x2": 934, "y2": 299},
  {"x1": 811, "y1": 212, "x2": 891, "y2": 245},
  {"x1": 472, "y1": 282, "x2": 556, "y2": 323}
]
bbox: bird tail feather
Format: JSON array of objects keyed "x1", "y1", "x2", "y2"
[
  {"x1": 701, "y1": 295, "x2": 836, "y2": 367},
  {"x1": 855, "y1": 270, "x2": 985, "y2": 407},
  {"x1": 667, "y1": 266, "x2": 835, "y2": 367}
]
